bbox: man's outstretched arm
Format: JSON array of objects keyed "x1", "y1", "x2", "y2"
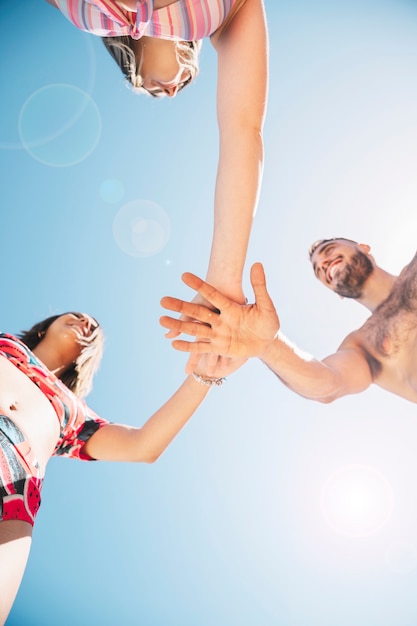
[
  {"x1": 259, "y1": 335, "x2": 373, "y2": 402},
  {"x1": 160, "y1": 263, "x2": 373, "y2": 403}
]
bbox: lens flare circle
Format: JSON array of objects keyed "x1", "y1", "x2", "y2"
[
  {"x1": 18, "y1": 84, "x2": 101, "y2": 167},
  {"x1": 320, "y1": 464, "x2": 394, "y2": 537},
  {"x1": 112, "y1": 199, "x2": 171, "y2": 258},
  {"x1": 0, "y1": 34, "x2": 96, "y2": 151}
]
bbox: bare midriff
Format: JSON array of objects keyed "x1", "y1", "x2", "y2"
[{"x1": 0, "y1": 357, "x2": 60, "y2": 474}]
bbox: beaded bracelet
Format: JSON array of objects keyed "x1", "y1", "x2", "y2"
[{"x1": 192, "y1": 372, "x2": 227, "y2": 387}]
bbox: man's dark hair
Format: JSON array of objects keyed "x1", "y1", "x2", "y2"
[{"x1": 308, "y1": 238, "x2": 358, "y2": 259}]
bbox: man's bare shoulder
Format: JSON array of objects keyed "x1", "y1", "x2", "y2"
[
  {"x1": 399, "y1": 250, "x2": 417, "y2": 277},
  {"x1": 337, "y1": 328, "x2": 365, "y2": 350},
  {"x1": 337, "y1": 329, "x2": 382, "y2": 379}
]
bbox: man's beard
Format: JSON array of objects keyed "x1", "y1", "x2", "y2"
[{"x1": 333, "y1": 251, "x2": 374, "y2": 298}]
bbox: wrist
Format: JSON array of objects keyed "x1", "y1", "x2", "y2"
[
  {"x1": 192, "y1": 372, "x2": 227, "y2": 387},
  {"x1": 206, "y1": 282, "x2": 246, "y2": 305},
  {"x1": 258, "y1": 332, "x2": 281, "y2": 362},
  {"x1": 204, "y1": 273, "x2": 245, "y2": 304}
]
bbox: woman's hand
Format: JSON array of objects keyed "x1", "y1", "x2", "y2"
[{"x1": 192, "y1": 353, "x2": 247, "y2": 380}]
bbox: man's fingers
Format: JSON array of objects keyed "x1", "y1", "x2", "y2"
[
  {"x1": 160, "y1": 296, "x2": 217, "y2": 324},
  {"x1": 179, "y1": 272, "x2": 205, "y2": 291},
  {"x1": 181, "y1": 273, "x2": 234, "y2": 312},
  {"x1": 250, "y1": 262, "x2": 274, "y2": 309},
  {"x1": 160, "y1": 296, "x2": 196, "y2": 315},
  {"x1": 160, "y1": 316, "x2": 212, "y2": 339},
  {"x1": 164, "y1": 328, "x2": 181, "y2": 339}
]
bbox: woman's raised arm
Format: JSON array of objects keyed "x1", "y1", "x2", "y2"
[{"x1": 206, "y1": 0, "x2": 268, "y2": 303}]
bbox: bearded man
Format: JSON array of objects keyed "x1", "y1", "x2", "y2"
[{"x1": 160, "y1": 238, "x2": 417, "y2": 404}]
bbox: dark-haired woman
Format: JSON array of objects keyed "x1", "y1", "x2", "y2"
[{"x1": 0, "y1": 312, "x2": 237, "y2": 623}]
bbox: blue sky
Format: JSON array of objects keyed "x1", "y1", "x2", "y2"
[{"x1": 3, "y1": 1, "x2": 417, "y2": 624}]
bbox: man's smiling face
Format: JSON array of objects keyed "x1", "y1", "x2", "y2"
[{"x1": 310, "y1": 239, "x2": 374, "y2": 299}]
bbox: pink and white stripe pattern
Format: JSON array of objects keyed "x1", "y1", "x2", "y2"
[{"x1": 56, "y1": 0, "x2": 237, "y2": 40}]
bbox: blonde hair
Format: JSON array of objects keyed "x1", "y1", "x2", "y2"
[
  {"x1": 19, "y1": 314, "x2": 104, "y2": 398},
  {"x1": 102, "y1": 36, "x2": 202, "y2": 96}
]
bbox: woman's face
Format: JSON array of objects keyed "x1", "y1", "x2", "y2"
[
  {"x1": 45, "y1": 313, "x2": 98, "y2": 359},
  {"x1": 134, "y1": 36, "x2": 191, "y2": 97}
]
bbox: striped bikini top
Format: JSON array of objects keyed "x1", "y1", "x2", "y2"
[{"x1": 56, "y1": 0, "x2": 237, "y2": 41}]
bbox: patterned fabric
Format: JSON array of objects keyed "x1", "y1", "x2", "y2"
[
  {"x1": 0, "y1": 415, "x2": 42, "y2": 526},
  {"x1": 0, "y1": 333, "x2": 109, "y2": 461},
  {"x1": 55, "y1": 0, "x2": 237, "y2": 41}
]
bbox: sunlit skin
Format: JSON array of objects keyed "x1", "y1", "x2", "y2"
[
  {"x1": 311, "y1": 241, "x2": 371, "y2": 289},
  {"x1": 310, "y1": 241, "x2": 374, "y2": 299},
  {"x1": 0, "y1": 313, "x2": 98, "y2": 475},
  {"x1": 133, "y1": 37, "x2": 191, "y2": 98},
  {"x1": 47, "y1": 0, "x2": 269, "y2": 371},
  {"x1": 0, "y1": 313, "x2": 96, "y2": 624},
  {"x1": 116, "y1": 0, "x2": 175, "y2": 11},
  {"x1": 0, "y1": 310, "x2": 237, "y2": 474},
  {"x1": 129, "y1": 0, "x2": 268, "y2": 309},
  {"x1": 160, "y1": 240, "x2": 417, "y2": 404},
  {"x1": 46, "y1": 1, "x2": 189, "y2": 96},
  {"x1": 34, "y1": 313, "x2": 98, "y2": 375},
  {"x1": 47, "y1": 0, "x2": 268, "y2": 306},
  {"x1": 0, "y1": 310, "x2": 240, "y2": 624}
]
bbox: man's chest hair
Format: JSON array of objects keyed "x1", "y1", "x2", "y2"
[{"x1": 363, "y1": 252, "x2": 417, "y2": 356}]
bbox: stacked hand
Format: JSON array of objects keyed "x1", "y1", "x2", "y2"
[{"x1": 160, "y1": 263, "x2": 280, "y2": 374}]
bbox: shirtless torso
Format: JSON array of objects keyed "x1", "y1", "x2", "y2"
[
  {"x1": 342, "y1": 252, "x2": 417, "y2": 403},
  {"x1": 0, "y1": 357, "x2": 59, "y2": 474}
]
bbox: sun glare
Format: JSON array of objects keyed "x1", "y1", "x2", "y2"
[{"x1": 320, "y1": 464, "x2": 394, "y2": 538}]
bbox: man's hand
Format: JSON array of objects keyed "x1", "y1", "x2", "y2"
[
  {"x1": 163, "y1": 292, "x2": 221, "y2": 340},
  {"x1": 160, "y1": 263, "x2": 280, "y2": 360}
]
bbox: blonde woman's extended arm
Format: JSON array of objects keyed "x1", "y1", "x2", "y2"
[{"x1": 207, "y1": 0, "x2": 268, "y2": 303}]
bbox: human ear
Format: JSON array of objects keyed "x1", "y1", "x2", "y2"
[{"x1": 358, "y1": 243, "x2": 371, "y2": 255}]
